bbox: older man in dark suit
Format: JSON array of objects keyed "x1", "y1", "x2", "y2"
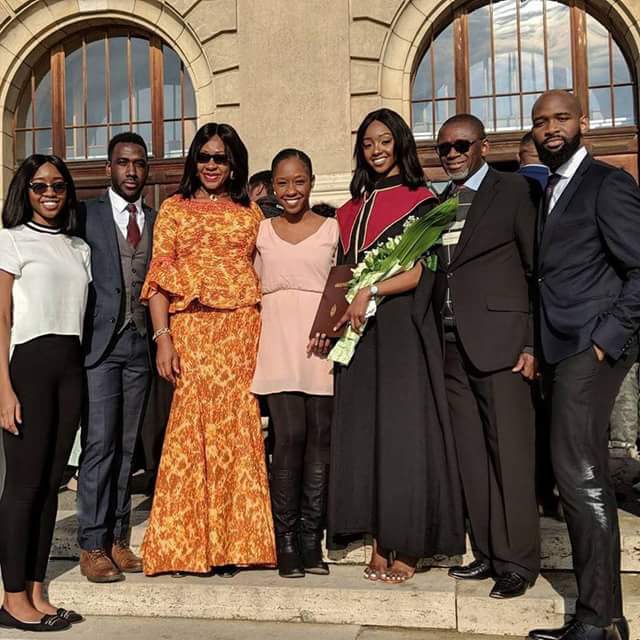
[
  {"x1": 528, "y1": 91, "x2": 640, "y2": 640},
  {"x1": 435, "y1": 114, "x2": 541, "y2": 600},
  {"x1": 77, "y1": 132, "x2": 156, "y2": 583}
]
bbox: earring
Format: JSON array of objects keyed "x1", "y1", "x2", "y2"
[{"x1": 230, "y1": 171, "x2": 235, "y2": 179}]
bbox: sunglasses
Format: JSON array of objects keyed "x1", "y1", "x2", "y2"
[
  {"x1": 436, "y1": 139, "x2": 481, "y2": 157},
  {"x1": 29, "y1": 181, "x2": 68, "y2": 195},
  {"x1": 196, "y1": 152, "x2": 229, "y2": 165}
]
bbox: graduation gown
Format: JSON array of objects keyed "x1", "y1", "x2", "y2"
[{"x1": 328, "y1": 175, "x2": 465, "y2": 558}]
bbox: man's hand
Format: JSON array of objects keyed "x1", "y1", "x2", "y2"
[
  {"x1": 512, "y1": 352, "x2": 537, "y2": 381},
  {"x1": 593, "y1": 344, "x2": 606, "y2": 362}
]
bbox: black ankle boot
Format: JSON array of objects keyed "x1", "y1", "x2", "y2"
[
  {"x1": 270, "y1": 467, "x2": 305, "y2": 578},
  {"x1": 300, "y1": 463, "x2": 330, "y2": 575}
]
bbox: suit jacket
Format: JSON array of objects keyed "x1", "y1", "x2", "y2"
[
  {"x1": 433, "y1": 168, "x2": 539, "y2": 372},
  {"x1": 78, "y1": 192, "x2": 157, "y2": 368},
  {"x1": 537, "y1": 153, "x2": 640, "y2": 364}
]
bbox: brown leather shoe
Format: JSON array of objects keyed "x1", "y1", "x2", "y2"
[
  {"x1": 80, "y1": 549, "x2": 125, "y2": 583},
  {"x1": 111, "y1": 540, "x2": 143, "y2": 573}
]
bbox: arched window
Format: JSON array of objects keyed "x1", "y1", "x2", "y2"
[
  {"x1": 15, "y1": 29, "x2": 197, "y2": 163},
  {"x1": 411, "y1": 1, "x2": 637, "y2": 175}
]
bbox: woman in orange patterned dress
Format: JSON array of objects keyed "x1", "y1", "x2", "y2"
[{"x1": 140, "y1": 123, "x2": 275, "y2": 576}]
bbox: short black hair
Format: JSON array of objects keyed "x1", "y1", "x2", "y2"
[
  {"x1": 249, "y1": 170, "x2": 273, "y2": 194},
  {"x1": 520, "y1": 131, "x2": 534, "y2": 146},
  {"x1": 311, "y1": 202, "x2": 336, "y2": 217},
  {"x1": 351, "y1": 108, "x2": 425, "y2": 199},
  {"x1": 271, "y1": 148, "x2": 313, "y2": 177},
  {"x1": 2, "y1": 154, "x2": 79, "y2": 234},
  {"x1": 176, "y1": 122, "x2": 250, "y2": 206},
  {"x1": 438, "y1": 114, "x2": 487, "y2": 141},
  {"x1": 107, "y1": 132, "x2": 148, "y2": 161}
]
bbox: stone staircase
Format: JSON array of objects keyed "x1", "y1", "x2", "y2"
[{"x1": 22, "y1": 505, "x2": 638, "y2": 638}]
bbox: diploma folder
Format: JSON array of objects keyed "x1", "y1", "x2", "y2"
[{"x1": 309, "y1": 264, "x2": 356, "y2": 339}]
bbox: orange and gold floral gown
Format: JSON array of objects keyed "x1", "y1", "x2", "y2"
[{"x1": 140, "y1": 194, "x2": 276, "y2": 575}]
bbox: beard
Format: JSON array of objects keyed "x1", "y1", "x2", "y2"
[{"x1": 535, "y1": 132, "x2": 582, "y2": 171}]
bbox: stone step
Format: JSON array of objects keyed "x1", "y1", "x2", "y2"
[
  {"x1": 52, "y1": 508, "x2": 640, "y2": 572},
  {"x1": 4, "y1": 563, "x2": 637, "y2": 638}
]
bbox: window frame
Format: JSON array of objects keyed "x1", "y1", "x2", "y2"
[{"x1": 14, "y1": 27, "x2": 197, "y2": 164}]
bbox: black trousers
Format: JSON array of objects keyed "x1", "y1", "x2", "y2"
[
  {"x1": 266, "y1": 392, "x2": 332, "y2": 469},
  {"x1": 542, "y1": 343, "x2": 637, "y2": 627},
  {"x1": 0, "y1": 335, "x2": 82, "y2": 592},
  {"x1": 445, "y1": 338, "x2": 540, "y2": 582}
]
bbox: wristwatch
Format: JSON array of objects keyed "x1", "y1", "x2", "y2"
[{"x1": 369, "y1": 285, "x2": 379, "y2": 297}]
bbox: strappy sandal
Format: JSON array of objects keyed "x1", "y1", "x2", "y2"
[
  {"x1": 382, "y1": 568, "x2": 415, "y2": 584},
  {"x1": 363, "y1": 565, "x2": 384, "y2": 581}
]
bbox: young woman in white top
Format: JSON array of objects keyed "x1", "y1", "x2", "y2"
[{"x1": 0, "y1": 155, "x2": 91, "y2": 632}]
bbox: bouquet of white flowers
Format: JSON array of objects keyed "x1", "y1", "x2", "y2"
[{"x1": 328, "y1": 196, "x2": 459, "y2": 366}]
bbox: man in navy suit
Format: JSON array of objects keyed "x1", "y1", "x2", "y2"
[
  {"x1": 529, "y1": 91, "x2": 640, "y2": 640},
  {"x1": 77, "y1": 132, "x2": 156, "y2": 583}
]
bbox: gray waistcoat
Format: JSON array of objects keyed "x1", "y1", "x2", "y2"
[{"x1": 116, "y1": 225, "x2": 150, "y2": 335}]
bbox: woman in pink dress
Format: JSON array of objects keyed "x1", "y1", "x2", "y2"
[{"x1": 252, "y1": 149, "x2": 338, "y2": 578}]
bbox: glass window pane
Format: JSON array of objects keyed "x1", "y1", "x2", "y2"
[
  {"x1": 133, "y1": 122, "x2": 152, "y2": 156},
  {"x1": 65, "y1": 128, "x2": 86, "y2": 160},
  {"x1": 87, "y1": 126, "x2": 108, "y2": 158},
  {"x1": 15, "y1": 131, "x2": 32, "y2": 162},
  {"x1": 164, "y1": 120, "x2": 182, "y2": 158},
  {"x1": 16, "y1": 86, "x2": 32, "y2": 129},
  {"x1": 614, "y1": 85, "x2": 635, "y2": 126},
  {"x1": 110, "y1": 124, "x2": 131, "y2": 139},
  {"x1": 496, "y1": 94, "x2": 521, "y2": 131},
  {"x1": 86, "y1": 39, "x2": 106, "y2": 125},
  {"x1": 612, "y1": 40, "x2": 632, "y2": 85},
  {"x1": 468, "y1": 4, "x2": 493, "y2": 96},
  {"x1": 35, "y1": 129, "x2": 52, "y2": 155},
  {"x1": 433, "y1": 23, "x2": 455, "y2": 99},
  {"x1": 546, "y1": 1, "x2": 573, "y2": 90},
  {"x1": 131, "y1": 37, "x2": 151, "y2": 122},
  {"x1": 413, "y1": 48, "x2": 432, "y2": 101},
  {"x1": 493, "y1": 0, "x2": 519, "y2": 95},
  {"x1": 163, "y1": 45, "x2": 182, "y2": 120},
  {"x1": 435, "y1": 100, "x2": 456, "y2": 133},
  {"x1": 412, "y1": 102, "x2": 433, "y2": 138},
  {"x1": 589, "y1": 87, "x2": 613, "y2": 128},
  {"x1": 520, "y1": 0, "x2": 546, "y2": 93},
  {"x1": 183, "y1": 69, "x2": 197, "y2": 118},
  {"x1": 586, "y1": 13, "x2": 610, "y2": 87},
  {"x1": 471, "y1": 97, "x2": 494, "y2": 131},
  {"x1": 110, "y1": 36, "x2": 129, "y2": 123},
  {"x1": 34, "y1": 64, "x2": 51, "y2": 128},
  {"x1": 184, "y1": 119, "x2": 197, "y2": 151},
  {"x1": 65, "y1": 46, "x2": 84, "y2": 126},
  {"x1": 522, "y1": 93, "x2": 543, "y2": 128}
]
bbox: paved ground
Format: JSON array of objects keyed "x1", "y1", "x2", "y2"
[{"x1": 0, "y1": 617, "x2": 525, "y2": 640}]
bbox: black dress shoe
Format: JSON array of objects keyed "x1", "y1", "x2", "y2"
[
  {"x1": 528, "y1": 619, "x2": 618, "y2": 640},
  {"x1": 448, "y1": 559, "x2": 492, "y2": 580},
  {"x1": 490, "y1": 571, "x2": 531, "y2": 599},
  {"x1": 0, "y1": 607, "x2": 70, "y2": 632}
]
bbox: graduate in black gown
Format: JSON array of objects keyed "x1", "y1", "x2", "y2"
[{"x1": 328, "y1": 109, "x2": 465, "y2": 583}]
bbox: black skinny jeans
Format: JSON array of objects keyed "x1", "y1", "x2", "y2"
[
  {"x1": 0, "y1": 335, "x2": 82, "y2": 593},
  {"x1": 266, "y1": 392, "x2": 332, "y2": 469}
]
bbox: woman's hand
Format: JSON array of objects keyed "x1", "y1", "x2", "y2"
[
  {"x1": 156, "y1": 335, "x2": 181, "y2": 385},
  {"x1": 0, "y1": 383, "x2": 21, "y2": 435},
  {"x1": 334, "y1": 289, "x2": 371, "y2": 333},
  {"x1": 307, "y1": 333, "x2": 332, "y2": 358}
]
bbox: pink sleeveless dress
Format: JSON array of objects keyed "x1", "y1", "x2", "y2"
[{"x1": 252, "y1": 217, "x2": 339, "y2": 396}]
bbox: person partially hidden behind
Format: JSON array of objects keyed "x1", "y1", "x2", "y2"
[
  {"x1": 76, "y1": 132, "x2": 155, "y2": 583},
  {"x1": 528, "y1": 90, "x2": 640, "y2": 640}
]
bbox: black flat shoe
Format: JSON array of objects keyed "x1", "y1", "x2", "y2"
[
  {"x1": 56, "y1": 608, "x2": 84, "y2": 624},
  {"x1": 216, "y1": 565, "x2": 241, "y2": 578},
  {"x1": 490, "y1": 572, "x2": 531, "y2": 599},
  {"x1": 0, "y1": 607, "x2": 70, "y2": 632},
  {"x1": 448, "y1": 559, "x2": 492, "y2": 580}
]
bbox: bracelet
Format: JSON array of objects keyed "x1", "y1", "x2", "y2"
[{"x1": 152, "y1": 327, "x2": 171, "y2": 342}]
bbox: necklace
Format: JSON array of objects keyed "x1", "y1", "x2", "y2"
[{"x1": 199, "y1": 188, "x2": 229, "y2": 201}]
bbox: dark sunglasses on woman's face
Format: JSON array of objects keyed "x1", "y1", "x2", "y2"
[
  {"x1": 436, "y1": 139, "x2": 480, "y2": 157},
  {"x1": 196, "y1": 152, "x2": 229, "y2": 165},
  {"x1": 29, "y1": 181, "x2": 68, "y2": 195}
]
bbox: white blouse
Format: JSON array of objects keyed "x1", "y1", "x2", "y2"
[{"x1": 0, "y1": 222, "x2": 92, "y2": 357}]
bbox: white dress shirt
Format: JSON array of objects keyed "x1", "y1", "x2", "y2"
[
  {"x1": 548, "y1": 145, "x2": 588, "y2": 214},
  {"x1": 462, "y1": 161, "x2": 490, "y2": 192},
  {"x1": 108, "y1": 188, "x2": 145, "y2": 239}
]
